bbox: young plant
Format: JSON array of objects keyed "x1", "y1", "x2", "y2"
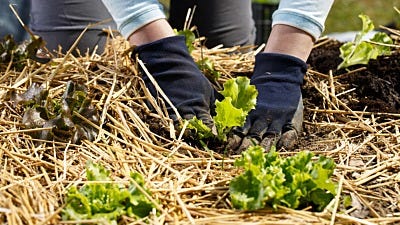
[
  {"x1": 62, "y1": 161, "x2": 155, "y2": 224},
  {"x1": 175, "y1": 28, "x2": 221, "y2": 83},
  {"x1": 197, "y1": 57, "x2": 221, "y2": 85},
  {"x1": 11, "y1": 81, "x2": 99, "y2": 143},
  {"x1": 0, "y1": 35, "x2": 48, "y2": 71},
  {"x1": 174, "y1": 29, "x2": 258, "y2": 142},
  {"x1": 174, "y1": 29, "x2": 196, "y2": 53},
  {"x1": 338, "y1": 14, "x2": 393, "y2": 69},
  {"x1": 230, "y1": 146, "x2": 337, "y2": 211},
  {"x1": 188, "y1": 76, "x2": 258, "y2": 142}
]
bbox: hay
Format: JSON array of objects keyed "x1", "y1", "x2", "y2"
[{"x1": 0, "y1": 32, "x2": 400, "y2": 225}]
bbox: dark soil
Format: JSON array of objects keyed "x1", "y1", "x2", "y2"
[{"x1": 305, "y1": 39, "x2": 400, "y2": 114}]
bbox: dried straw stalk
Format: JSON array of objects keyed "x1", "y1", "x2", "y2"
[{"x1": 0, "y1": 30, "x2": 399, "y2": 225}]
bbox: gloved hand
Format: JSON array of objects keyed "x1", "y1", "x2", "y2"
[
  {"x1": 228, "y1": 52, "x2": 307, "y2": 153},
  {"x1": 133, "y1": 35, "x2": 216, "y2": 127}
]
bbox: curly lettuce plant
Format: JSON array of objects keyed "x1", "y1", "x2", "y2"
[
  {"x1": 188, "y1": 76, "x2": 258, "y2": 142},
  {"x1": 62, "y1": 162, "x2": 155, "y2": 224},
  {"x1": 11, "y1": 81, "x2": 99, "y2": 143},
  {"x1": 230, "y1": 146, "x2": 337, "y2": 211},
  {"x1": 338, "y1": 14, "x2": 393, "y2": 69}
]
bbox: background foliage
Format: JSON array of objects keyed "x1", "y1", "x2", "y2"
[{"x1": 325, "y1": 0, "x2": 399, "y2": 33}]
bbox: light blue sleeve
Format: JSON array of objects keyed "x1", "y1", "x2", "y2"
[
  {"x1": 101, "y1": 0, "x2": 166, "y2": 38},
  {"x1": 272, "y1": 0, "x2": 334, "y2": 40}
]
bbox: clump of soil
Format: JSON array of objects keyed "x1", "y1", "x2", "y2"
[
  {"x1": 307, "y1": 40, "x2": 343, "y2": 74},
  {"x1": 306, "y1": 39, "x2": 400, "y2": 114}
]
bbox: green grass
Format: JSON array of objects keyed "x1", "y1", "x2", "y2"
[{"x1": 324, "y1": 0, "x2": 400, "y2": 34}]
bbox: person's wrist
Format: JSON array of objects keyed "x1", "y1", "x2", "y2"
[
  {"x1": 252, "y1": 52, "x2": 307, "y2": 85},
  {"x1": 128, "y1": 19, "x2": 175, "y2": 46}
]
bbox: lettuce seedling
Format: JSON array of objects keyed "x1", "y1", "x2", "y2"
[
  {"x1": 0, "y1": 35, "x2": 49, "y2": 71},
  {"x1": 174, "y1": 29, "x2": 221, "y2": 83},
  {"x1": 174, "y1": 29, "x2": 196, "y2": 53},
  {"x1": 338, "y1": 14, "x2": 393, "y2": 69},
  {"x1": 230, "y1": 146, "x2": 337, "y2": 211},
  {"x1": 11, "y1": 81, "x2": 99, "y2": 144},
  {"x1": 188, "y1": 76, "x2": 258, "y2": 142},
  {"x1": 197, "y1": 57, "x2": 221, "y2": 85},
  {"x1": 62, "y1": 162, "x2": 155, "y2": 224}
]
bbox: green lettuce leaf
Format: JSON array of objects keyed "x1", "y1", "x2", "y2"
[
  {"x1": 187, "y1": 117, "x2": 214, "y2": 139},
  {"x1": 62, "y1": 162, "x2": 155, "y2": 224},
  {"x1": 370, "y1": 32, "x2": 393, "y2": 55},
  {"x1": 174, "y1": 29, "x2": 196, "y2": 53},
  {"x1": 230, "y1": 170, "x2": 265, "y2": 210},
  {"x1": 355, "y1": 14, "x2": 374, "y2": 43},
  {"x1": 220, "y1": 76, "x2": 257, "y2": 113},
  {"x1": 338, "y1": 14, "x2": 393, "y2": 69},
  {"x1": 197, "y1": 57, "x2": 221, "y2": 83},
  {"x1": 187, "y1": 77, "x2": 257, "y2": 142},
  {"x1": 214, "y1": 97, "x2": 247, "y2": 141},
  {"x1": 230, "y1": 146, "x2": 337, "y2": 211}
]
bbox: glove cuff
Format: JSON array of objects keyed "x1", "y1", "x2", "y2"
[
  {"x1": 253, "y1": 52, "x2": 307, "y2": 85},
  {"x1": 132, "y1": 35, "x2": 189, "y2": 60},
  {"x1": 131, "y1": 35, "x2": 199, "y2": 80}
]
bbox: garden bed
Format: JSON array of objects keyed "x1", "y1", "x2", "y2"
[{"x1": 0, "y1": 28, "x2": 399, "y2": 224}]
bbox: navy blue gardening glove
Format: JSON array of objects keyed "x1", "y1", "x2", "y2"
[
  {"x1": 133, "y1": 35, "x2": 217, "y2": 127},
  {"x1": 228, "y1": 53, "x2": 307, "y2": 153}
]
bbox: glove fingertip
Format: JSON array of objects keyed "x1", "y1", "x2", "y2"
[
  {"x1": 260, "y1": 135, "x2": 278, "y2": 152},
  {"x1": 226, "y1": 133, "x2": 242, "y2": 152},
  {"x1": 237, "y1": 137, "x2": 259, "y2": 154},
  {"x1": 277, "y1": 129, "x2": 299, "y2": 150},
  {"x1": 196, "y1": 114, "x2": 214, "y2": 128}
]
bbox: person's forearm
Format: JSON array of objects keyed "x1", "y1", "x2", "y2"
[
  {"x1": 101, "y1": 0, "x2": 173, "y2": 45},
  {"x1": 265, "y1": 0, "x2": 334, "y2": 61},
  {"x1": 127, "y1": 19, "x2": 175, "y2": 46},
  {"x1": 272, "y1": 0, "x2": 334, "y2": 40},
  {"x1": 264, "y1": 25, "x2": 314, "y2": 62}
]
